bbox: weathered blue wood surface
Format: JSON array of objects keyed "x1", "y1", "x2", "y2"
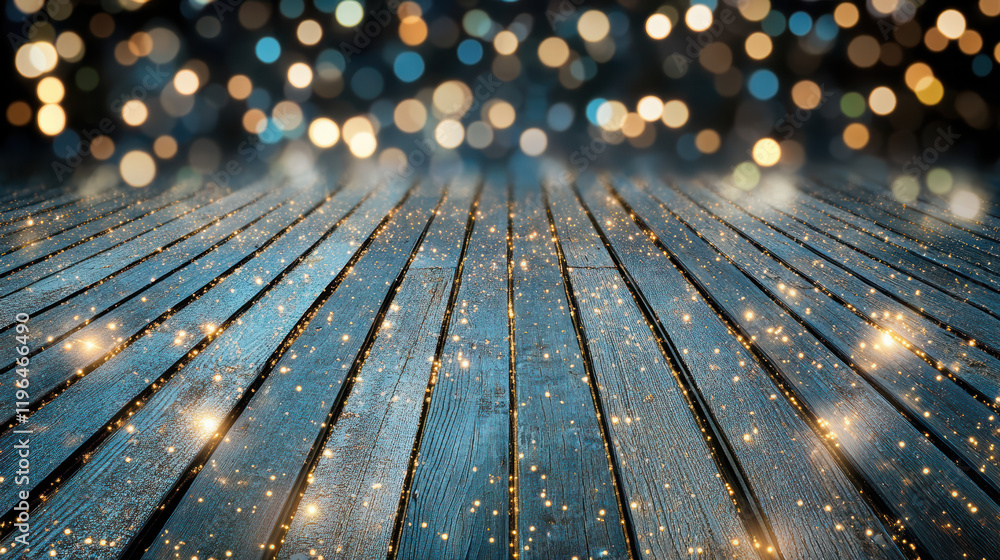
[
  {"x1": 582, "y1": 177, "x2": 900, "y2": 559},
  {"x1": 0, "y1": 169, "x2": 998, "y2": 560}
]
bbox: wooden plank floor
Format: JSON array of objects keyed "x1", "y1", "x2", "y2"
[{"x1": 1, "y1": 167, "x2": 999, "y2": 560}]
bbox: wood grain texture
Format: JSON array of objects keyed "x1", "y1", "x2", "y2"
[
  {"x1": 0, "y1": 179, "x2": 413, "y2": 557},
  {"x1": 0, "y1": 185, "x2": 70, "y2": 214},
  {"x1": 410, "y1": 176, "x2": 478, "y2": 270},
  {"x1": 780, "y1": 184, "x2": 1000, "y2": 302},
  {"x1": 565, "y1": 268, "x2": 753, "y2": 560},
  {"x1": 695, "y1": 182, "x2": 1000, "y2": 353},
  {"x1": 807, "y1": 181, "x2": 1000, "y2": 273},
  {"x1": 617, "y1": 177, "x2": 1000, "y2": 559},
  {"x1": 784, "y1": 183, "x2": 1000, "y2": 299},
  {"x1": 700, "y1": 181, "x2": 1000, "y2": 402},
  {"x1": 0, "y1": 178, "x2": 388, "y2": 526},
  {"x1": 394, "y1": 183, "x2": 512, "y2": 560},
  {"x1": 581, "y1": 178, "x2": 902, "y2": 560},
  {"x1": 548, "y1": 180, "x2": 754, "y2": 560},
  {"x1": 0, "y1": 184, "x2": 231, "y2": 297},
  {"x1": 758, "y1": 186, "x2": 1000, "y2": 313},
  {"x1": 280, "y1": 268, "x2": 452, "y2": 560},
  {"x1": 0, "y1": 182, "x2": 305, "y2": 356},
  {"x1": 138, "y1": 180, "x2": 444, "y2": 559},
  {"x1": 543, "y1": 179, "x2": 614, "y2": 269},
  {"x1": 825, "y1": 176, "x2": 1000, "y2": 256},
  {"x1": 511, "y1": 178, "x2": 631, "y2": 560},
  {"x1": 0, "y1": 186, "x2": 152, "y2": 244},
  {"x1": 0, "y1": 168, "x2": 996, "y2": 560},
  {"x1": 0, "y1": 179, "x2": 338, "y2": 418},
  {"x1": 670, "y1": 181, "x2": 1000, "y2": 491},
  {"x1": 0, "y1": 182, "x2": 211, "y2": 279},
  {"x1": 837, "y1": 173, "x2": 1000, "y2": 247},
  {"x1": 274, "y1": 182, "x2": 479, "y2": 560},
  {"x1": 0, "y1": 188, "x2": 88, "y2": 227}
]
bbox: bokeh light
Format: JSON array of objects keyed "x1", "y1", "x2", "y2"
[
  {"x1": 868, "y1": 87, "x2": 897, "y2": 115},
  {"x1": 661, "y1": 100, "x2": 689, "y2": 128},
  {"x1": 637, "y1": 96, "x2": 664, "y2": 122},
  {"x1": 937, "y1": 9, "x2": 966, "y2": 40},
  {"x1": 287, "y1": 63, "x2": 313, "y2": 88},
  {"x1": 16, "y1": 42, "x2": 58, "y2": 78},
  {"x1": 891, "y1": 175, "x2": 920, "y2": 203},
  {"x1": 120, "y1": 150, "x2": 156, "y2": 187},
  {"x1": 951, "y1": 190, "x2": 982, "y2": 219},
  {"x1": 685, "y1": 5, "x2": 713, "y2": 32},
  {"x1": 394, "y1": 99, "x2": 428, "y2": 133},
  {"x1": 255, "y1": 37, "x2": 281, "y2": 63},
  {"x1": 843, "y1": 123, "x2": 870, "y2": 149},
  {"x1": 174, "y1": 69, "x2": 200, "y2": 95},
  {"x1": 308, "y1": 118, "x2": 340, "y2": 148},
  {"x1": 7, "y1": 102, "x2": 32, "y2": 126},
  {"x1": 646, "y1": 14, "x2": 672, "y2": 40},
  {"x1": 37, "y1": 104, "x2": 65, "y2": 136},
  {"x1": 0, "y1": 0, "x2": 995, "y2": 195},
  {"x1": 435, "y1": 119, "x2": 464, "y2": 149},
  {"x1": 153, "y1": 135, "x2": 178, "y2": 159},
  {"x1": 335, "y1": 1, "x2": 364, "y2": 27},
  {"x1": 519, "y1": 128, "x2": 547, "y2": 156},
  {"x1": 578, "y1": 11, "x2": 611, "y2": 42},
  {"x1": 752, "y1": 138, "x2": 781, "y2": 167},
  {"x1": 538, "y1": 37, "x2": 570, "y2": 68},
  {"x1": 36, "y1": 77, "x2": 65, "y2": 104},
  {"x1": 122, "y1": 100, "x2": 148, "y2": 126}
]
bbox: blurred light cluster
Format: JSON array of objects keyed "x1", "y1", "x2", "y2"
[{"x1": 2, "y1": 0, "x2": 999, "y2": 193}]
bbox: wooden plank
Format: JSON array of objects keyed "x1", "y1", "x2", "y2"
[
  {"x1": 811, "y1": 179, "x2": 1000, "y2": 272},
  {"x1": 686, "y1": 181, "x2": 1000, "y2": 400},
  {"x1": 575, "y1": 178, "x2": 903, "y2": 559},
  {"x1": 610, "y1": 177, "x2": 1000, "y2": 558},
  {"x1": 921, "y1": 184, "x2": 1000, "y2": 224},
  {"x1": 0, "y1": 186, "x2": 142, "y2": 242},
  {"x1": 709, "y1": 183, "x2": 1000, "y2": 401},
  {"x1": 0, "y1": 181, "x2": 332, "y2": 399},
  {"x1": 738, "y1": 182, "x2": 1000, "y2": 352},
  {"x1": 0, "y1": 181, "x2": 263, "y2": 306},
  {"x1": 0, "y1": 178, "x2": 373, "y2": 510},
  {"x1": 839, "y1": 177, "x2": 1000, "y2": 255},
  {"x1": 546, "y1": 179, "x2": 755, "y2": 560},
  {"x1": 0, "y1": 188, "x2": 88, "y2": 227},
  {"x1": 804, "y1": 182, "x2": 1000, "y2": 273},
  {"x1": 0, "y1": 185, "x2": 128, "y2": 225},
  {"x1": 543, "y1": 177, "x2": 614, "y2": 268},
  {"x1": 0, "y1": 179, "x2": 413, "y2": 557},
  {"x1": 277, "y1": 268, "x2": 452, "y2": 560},
  {"x1": 916, "y1": 182, "x2": 1000, "y2": 223},
  {"x1": 394, "y1": 181, "x2": 511, "y2": 560},
  {"x1": 509, "y1": 178, "x2": 631, "y2": 559},
  {"x1": 673, "y1": 181, "x2": 1000, "y2": 486},
  {"x1": 834, "y1": 167, "x2": 1000, "y2": 222},
  {"x1": 0, "y1": 185, "x2": 229, "y2": 295},
  {"x1": 0, "y1": 184, "x2": 165, "y2": 242},
  {"x1": 410, "y1": 177, "x2": 478, "y2": 269},
  {"x1": 0, "y1": 183, "x2": 289, "y2": 332},
  {"x1": 0, "y1": 175, "x2": 363, "y2": 416},
  {"x1": 0, "y1": 182, "x2": 305, "y2": 346},
  {"x1": 274, "y1": 180, "x2": 480, "y2": 560},
  {"x1": 136, "y1": 180, "x2": 444, "y2": 559},
  {"x1": 837, "y1": 171, "x2": 1000, "y2": 243},
  {"x1": 0, "y1": 185, "x2": 68, "y2": 213},
  {"x1": 789, "y1": 186, "x2": 1000, "y2": 295},
  {"x1": 0, "y1": 182, "x2": 204, "y2": 272},
  {"x1": 566, "y1": 268, "x2": 753, "y2": 559},
  {"x1": 754, "y1": 186, "x2": 1000, "y2": 315}
]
